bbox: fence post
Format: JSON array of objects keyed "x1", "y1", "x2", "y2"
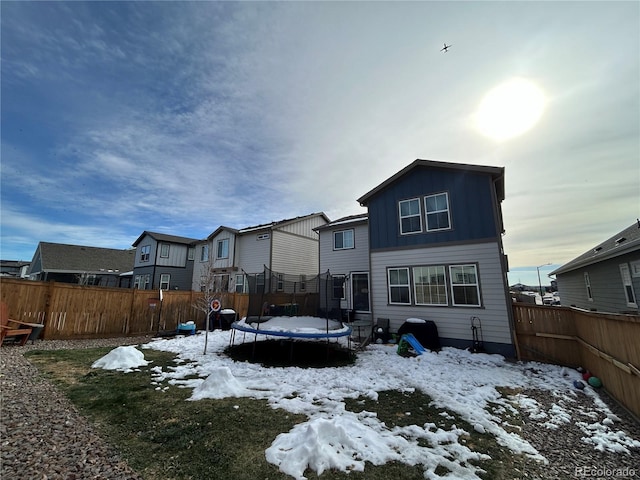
[{"x1": 43, "y1": 281, "x2": 56, "y2": 340}]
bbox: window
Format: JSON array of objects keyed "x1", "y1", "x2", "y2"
[
  {"x1": 584, "y1": 272, "x2": 593, "y2": 301},
  {"x1": 257, "y1": 233, "x2": 270, "y2": 240},
  {"x1": 299, "y1": 275, "x2": 307, "y2": 292},
  {"x1": 388, "y1": 268, "x2": 411, "y2": 304},
  {"x1": 160, "y1": 274, "x2": 170, "y2": 290},
  {"x1": 142, "y1": 274, "x2": 150, "y2": 290},
  {"x1": 134, "y1": 275, "x2": 142, "y2": 289},
  {"x1": 333, "y1": 275, "x2": 345, "y2": 300},
  {"x1": 217, "y1": 239, "x2": 229, "y2": 259},
  {"x1": 450, "y1": 265, "x2": 480, "y2": 306},
  {"x1": 352, "y1": 273, "x2": 370, "y2": 312},
  {"x1": 213, "y1": 274, "x2": 229, "y2": 292},
  {"x1": 399, "y1": 198, "x2": 422, "y2": 234},
  {"x1": 256, "y1": 273, "x2": 265, "y2": 292},
  {"x1": 425, "y1": 192, "x2": 451, "y2": 231},
  {"x1": 140, "y1": 245, "x2": 150, "y2": 262},
  {"x1": 160, "y1": 244, "x2": 170, "y2": 258},
  {"x1": 334, "y1": 229, "x2": 354, "y2": 250},
  {"x1": 188, "y1": 247, "x2": 195, "y2": 261},
  {"x1": 200, "y1": 245, "x2": 209, "y2": 262},
  {"x1": 413, "y1": 266, "x2": 447, "y2": 305},
  {"x1": 619, "y1": 264, "x2": 638, "y2": 307},
  {"x1": 277, "y1": 273, "x2": 284, "y2": 291},
  {"x1": 235, "y1": 274, "x2": 245, "y2": 293}
]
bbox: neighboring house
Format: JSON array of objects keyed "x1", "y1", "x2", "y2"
[
  {"x1": 550, "y1": 221, "x2": 640, "y2": 314},
  {"x1": 27, "y1": 242, "x2": 135, "y2": 287},
  {"x1": 0, "y1": 260, "x2": 31, "y2": 278},
  {"x1": 315, "y1": 213, "x2": 371, "y2": 322},
  {"x1": 356, "y1": 159, "x2": 515, "y2": 356},
  {"x1": 193, "y1": 212, "x2": 329, "y2": 293},
  {"x1": 131, "y1": 232, "x2": 199, "y2": 291}
]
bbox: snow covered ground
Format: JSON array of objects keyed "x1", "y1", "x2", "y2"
[{"x1": 92, "y1": 317, "x2": 639, "y2": 480}]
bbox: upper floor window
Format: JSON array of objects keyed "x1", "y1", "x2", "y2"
[
  {"x1": 619, "y1": 263, "x2": 638, "y2": 307},
  {"x1": 159, "y1": 243, "x2": 170, "y2": 258},
  {"x1": 425, "y1": 192, "x2": 451, "y2": 231},
  {"x1": 399, "y1": 198, "x2": 422, "y2": 235},
  {"x1": 584, "y1": 272, "x2": 593, "y2": 301},
  {"x1": 217, "y1": 239, "x2": 229, "y2": 259},
  {"x1": 334, "y1": 229, "x2": 354, "y2": 250},
  {"x1": 450, "y1": 264, "x2": 480, "y2": 306},
  {"x1": 140, "y1": 245, "x2": 150, "y2": 262},
  {"x1": 200, "y1": 245, "x2": 209, "y2": 262},
  {"x1": 188, "y1": 247, "x2": 195, "y2": 261}
]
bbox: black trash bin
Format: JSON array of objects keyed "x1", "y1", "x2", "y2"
[
  {"x1": 397, "y1": 318, "x2": 441, "y2": 351},
  {"x1": 219, "y1": 309, "x2": 237, "y2": 330}
]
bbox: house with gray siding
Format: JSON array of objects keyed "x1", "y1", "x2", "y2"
[
  {"x1": 550, "y1": 221, "x2": 640, "y2": 314},
  {"x1": 356, "y1": 159, "x2": 515, "y2": 356},
  {"x1": 27, "y1": 242, "x2": 135, "y2": 287},
  {"x1": 132, "y1": 232, "x2": 199, "y2": 291},
  {"x1": 193, "y1": 213, "x2": 329, "y2": 293},
  {"x1": 315, "y1": 213, "x2": 371, "y2": 322}
]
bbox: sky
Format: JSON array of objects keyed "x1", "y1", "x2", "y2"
[
  {"x1": 91, "y1": 325, "x2": 640, "y2": 479},
  {"x1": 1, "y1": 1, "x2": 639, "y2": 287}
]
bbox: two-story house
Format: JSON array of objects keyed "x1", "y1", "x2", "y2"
[
  {"x1": 192, "y1": 213, "x2": 329, "y2": 293},
  {"x1": 315, "y1": 213, "x2": 371, "y2": 323},
  {"x1": 131, "y1": 232, "x2": 199, "y2": 290},
  {"x1": 550, "y1": 221, "x2": 640, "y2": 314},
  {"x1": 356, "y1": 159, "x2": 515, "y2": 356}
]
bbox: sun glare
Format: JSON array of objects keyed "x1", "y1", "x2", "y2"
[{"x1": 474, "y1": 78, "x2": 546, "y2": 141}]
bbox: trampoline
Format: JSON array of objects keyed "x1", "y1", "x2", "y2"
[{"x1": 229, "y1": 316, "x2": 353, "y2": 365}]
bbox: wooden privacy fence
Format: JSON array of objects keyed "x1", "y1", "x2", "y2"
[
  {"x1": 513, "y1": 303, "x2": 640, "y2": 419},
  {"x1": 0, "y1": 278, "x2": 249, "y2": 340}
]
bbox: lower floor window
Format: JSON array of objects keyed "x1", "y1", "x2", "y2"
[
  {"x1": 449, "y1": 265, "x2": 481, "y2": 306},
  {"x1": 386, "y1": 264, "x2": 481, "y2": 307},
  {"x1": 160, "y1": 274, "x2": 170, "y2": 290},
  {"x1": 352, "y1": 273, "x2": 370, "y2": 312}
]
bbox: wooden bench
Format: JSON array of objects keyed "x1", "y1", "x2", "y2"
[{"x1": 0, "y1": 301, "x2": 33, "y2": 346}]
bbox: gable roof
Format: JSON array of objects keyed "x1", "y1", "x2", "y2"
[
  {"x1": 550, "y1": 221, "x2": 640, "y2": 276},
  {"x1": 132, "y1": 231, "x2": 201, "y2": 247},
  {"x1": 31, "y1": 242, "x2": 135, "y2": 273},
  {"x1": 357, "y1": 159, "x2": 505, "y2": 206},
  {"x1": 314, "y1": 213, "x2": 368, "y2": 232},
  {"x1": 207, "y1": 212, "x2": 330, "y2": 239}
]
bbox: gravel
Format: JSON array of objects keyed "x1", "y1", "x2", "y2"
[{"x1": 2, "y1": 337, "x2": 639, "y2": 480}]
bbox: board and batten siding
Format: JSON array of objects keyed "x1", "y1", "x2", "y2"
[
  {"x1": 155, "y1": 243, "x2": 189, "y2": 267},
  {"x1": 319, "y1": 223, "x2": 370, "y2": 275},
  {"x1": 271, "y1": 230, "x2": 320, "y2": 277},
  {"x1": 370, "y1": 240, "x2": 513, "y2": 349},
  {"x1": 133, "y1": 234, "x2": 157, "y2": 268},
  {"x1": 210, "y1": 231, "x2": 236, "y2": 270}
]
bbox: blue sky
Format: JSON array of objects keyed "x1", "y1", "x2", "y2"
[{"x1": 1, "y1": 1, "x2": 638, "y2": 287}]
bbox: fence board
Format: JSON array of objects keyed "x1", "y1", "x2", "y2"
[{"x1": 513, "y1": 303, "x2": 640, "y2": 419}]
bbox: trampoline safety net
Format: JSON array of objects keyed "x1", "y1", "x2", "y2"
[{"x1": 244, "y1": 267, "x2": 343, "y2": 320}]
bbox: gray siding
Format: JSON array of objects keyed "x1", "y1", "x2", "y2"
[
  {"x1": 556, "y1": 252, "x2": 640, "y2": 314},
  {"x1": 210, "y1": 231, "x2": 236, "y2": 269},
  {"x1": 370, "y1": 241, "x2": 512, "y2": 347},
  {"x1": 156, "y1": 242, "x2": 189, "y2": 267},
  {"x1": 236, "y1": 232, "x2": 272, "y2": 274},
  {"x1": 280, "y1": 215, "x2": 328, "y2": 239},
  {"x1": 134, "y1": 234, "x2": 157, "y2": 268},
  {"x1": 271, "y1": 230, "x2": 319, "y2": 276},
  {"x1": 319, "y1": 223, "x2": 370, "y2": 275}
]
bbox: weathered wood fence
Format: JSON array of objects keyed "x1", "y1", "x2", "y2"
[
  {"x1": 513, "y1": 303, "x2": 640, "y2": 419},
  {"x1": 0, "y1": 278, "x2": 249, "y2": 339}
]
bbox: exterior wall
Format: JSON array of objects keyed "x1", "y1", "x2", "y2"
[
  {"x1": 271, "y1": 230, "x2": 319, "y2": 277},
  {"x1": 556, "y1": 252, "x2": 640, "y2": 314},
  {"x1": 235, "y1": 231, "x2": 272, "y2": 274},
  {"x1": 367, "y1": 169, "x2": 500, "y2": 250},
  {"x1": 279, "y1": 214, "x2": 328, "y2": 238},
  {"x1": 134, "y1": 234, "x2": 157, "y2": 268},
  {"x1": 370, "y1": 241, "x2": 514, "y2": 355},
  {"x1": 153, "y1": 265, "x2": 194, "y2": 291},
  {"x1": 210, "y1": 230, "x2": 236, "y2": 269},
  {"x1": 155, "y1": 242, "x2": 190, "y2": 267}
]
